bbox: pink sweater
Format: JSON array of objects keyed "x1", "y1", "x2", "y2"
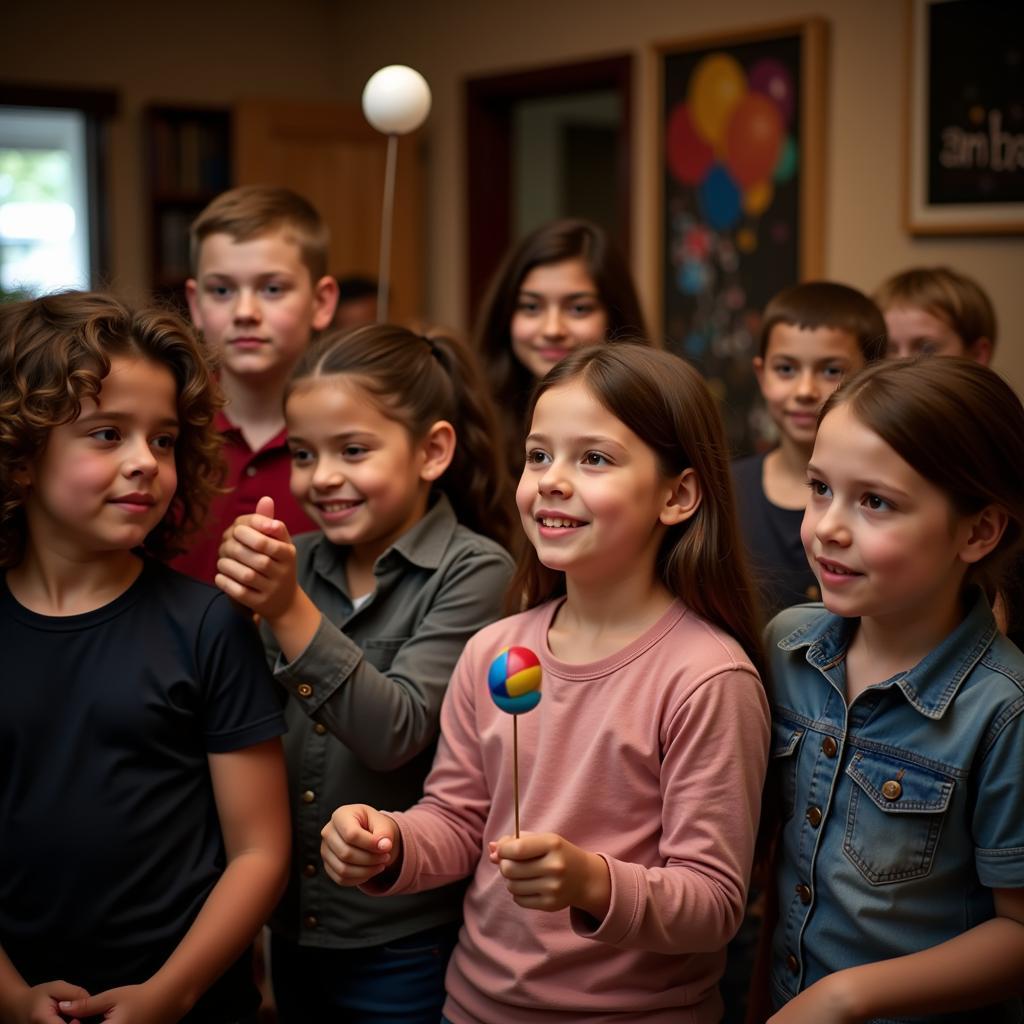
[{"x1": 367, "y1": 599, "x2": 770, "y2": 1023}]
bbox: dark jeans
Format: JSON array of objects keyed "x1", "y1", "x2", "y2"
[{"x1": 271, "y1": 922, "x2": 459, "y2": 1024}]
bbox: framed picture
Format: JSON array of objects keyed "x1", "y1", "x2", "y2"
[
  {"x1": 655, "y1": 19, "x2": 827, "y2": 453},
  {"x1": 905, "y1": 0, "x2": 1024, "y2": 234}
]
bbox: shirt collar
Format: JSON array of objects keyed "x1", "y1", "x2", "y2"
[
  {"x1": 777, "y1": 588, "x2": 998, "y2": 719},
  {"x1": 214, "y1": 410, "x2": 289, "y2": 453},
  {"x1": 311, "y1": 491, "x2": 458, "y2": 582}
]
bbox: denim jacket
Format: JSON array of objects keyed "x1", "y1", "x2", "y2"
[{"x1": 767, "y1": 591, "x2": 1024, "y2": 1023}]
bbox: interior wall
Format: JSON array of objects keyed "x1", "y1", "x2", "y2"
[
  {"x1": 1, "y1": 0, "x2": 347, "y2": 304},
  {"x1": 4, "y1": 0, "x2": 1022, "y2": 392},
  {"x1": 335, "y1": 0, "x2": 1024, "y2": 394}
]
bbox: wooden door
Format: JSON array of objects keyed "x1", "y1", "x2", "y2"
[{"x1": 234, "y1": 98, "x2": 424, "y2": 325}]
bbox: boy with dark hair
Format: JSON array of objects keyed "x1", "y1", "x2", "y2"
[
  {"x1": 175, "y1": 185, "x2": 339, "y2": 581},
  {"x1": 732, "y1": 281, "x2": 887, "y2": 619}
]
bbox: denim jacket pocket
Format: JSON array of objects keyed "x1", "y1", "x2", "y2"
[
  {"x1": 771, "y1": 719, "x2": 804, "y2": 821},
  {"x1": 843, "y1": 749, "x2": 954, "y2": 885}
]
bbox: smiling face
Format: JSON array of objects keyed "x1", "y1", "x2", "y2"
[
  {"x1": 187, "y1": 230, "x2": 336, "y2": 387},
  {"x1": 754, "y1": 323, "x2": 866, "y2": 452},
  {"x1": 285, "y1": 376, "x2": 435, "y2": 562},
  {"x1": 509, "y1": 259, "x2": 609, "y2": 379},
  {"x1": 21, "y1": 357, "x2": 179, "y2": 561},
  {"x1": 516, "y1": 380, "x2": 679, "y2": 588},
  {"x1": 800, "y1": 402, "x2": 977, "y2": 627}
]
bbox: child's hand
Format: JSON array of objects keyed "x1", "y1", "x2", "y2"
[
  {"x1": 766, "y1": 971, "x2": 861, "y2": 1024},
  {"x1": 489, "y1": 832, "x2": 611, "y2": 919},
  {"x1": 3, "y1": 980, "x2": 89, "y2": 1024},
  {"x1": 321, "y1": 804, "x2": 402, "y2": 886},
  {"x1": 215, "y1": 496, "x2": 298, "y2": 622},
  {"x1": 58, "y1": 981, "x2": 181, "y2": 1024}
]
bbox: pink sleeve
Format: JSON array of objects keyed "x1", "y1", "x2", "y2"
[
  {"x1": 571, "y1": 667, "x2": 770, "y2": 954},
  {"x1": 362, "y1": 643, "x2": 492, "y2": 895}
]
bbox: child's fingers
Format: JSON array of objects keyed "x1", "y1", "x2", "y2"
[
  {"x1": 231, "y1": 523, "x2": 291, "y2": 557},
  {"x1": 59, "y1": 992, "x2": 113, "y2": 1019},
  {"x1": 215, "y1": 556, "x2": 269, "y2": 593},
  {"x1": 495, "y1": 832, "x2": 548, "y2": 860},
  {"x1": 255, "y1": 495, "x2": 276, "y2": 520}
]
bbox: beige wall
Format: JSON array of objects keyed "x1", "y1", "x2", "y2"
[
  {"x1": 4, "y1": 0, "x2": 1023, "y2": 391},
  {"x1": 336, "y1": 0, "x2": 1024, "y2": 393},
  {"x1": 2, "y1": 0, "x2": 347, "y2": 303}
]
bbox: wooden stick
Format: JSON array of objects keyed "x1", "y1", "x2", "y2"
[
  {"x1": 376, "y1": 132, "x2": 398, "y2": 323},
  {"x1": 513, "y1": 715, "x2": 520, "y2": 838}
]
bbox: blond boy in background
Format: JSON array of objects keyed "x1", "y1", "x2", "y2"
[{"x1": 174, "y1": 186, "x2": 339, "y2": 582}]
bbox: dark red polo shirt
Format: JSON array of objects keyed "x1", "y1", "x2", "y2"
[{"x1": 171, "y1": 411, "x2": 318, "y2": 583}]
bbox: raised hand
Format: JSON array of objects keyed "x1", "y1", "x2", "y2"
[{"x1": 215, "y1": 496, "x2": 299, "y2": 622}]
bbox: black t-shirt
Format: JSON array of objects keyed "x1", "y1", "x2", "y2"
[
  {"x1": 732, "y1": 452, "x2": 820, "y2": 621},
  {"x1": 0, "y1": 560, "x2": 286, "y2": 1023}
]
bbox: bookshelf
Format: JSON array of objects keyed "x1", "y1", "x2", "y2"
[{"x1": 144, "y1": 105, "x2": 231, "y2": 307}]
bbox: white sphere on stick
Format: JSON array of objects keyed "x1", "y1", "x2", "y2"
[{"x1": 361, "y1": 65, "x2": 432, "y2": 135}]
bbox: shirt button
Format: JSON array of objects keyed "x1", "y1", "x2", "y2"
[
  {"x1": 786, "y1": 953, "x2": 799, "y2": 974},
  {"x1": 245, "y1": 465, "x2": 258, "y2": 477},
  {"x1": 805, "y1": 805, "x2": 823, "y2": 828},
  {"x1": 795, "y1": 883, "x2": 812, "y2": 905},
  {"x1": 296, "y1": 683, "x2": 314, "y2": 698},
  {"x1": 821, "y1": 736, "x2": 838, "y2": 758},
  {"x1": 882, "y1": 780, "x2": 903, "y2": 801},
  {"x1": 301, "y1": 789, "x2": 315, "y2": 804},
  {"x1": 313, "y1": 722, "x2": 328, "y2": 735},
  {"x1": 302, "y1": 862, "x2": 317, "y2": 878},
  {"x1": 303, "y1": 914, "x2": 318, "y2": 929}
]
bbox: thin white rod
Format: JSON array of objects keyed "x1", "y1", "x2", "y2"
[{"x1": 377, "y1": 132, "x2": 399, "y2": 323}]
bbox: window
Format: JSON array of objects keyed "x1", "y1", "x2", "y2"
[
  {"x1": 0, "y1": 85, "x2": 117, "y2": 301},
  {"x1": 0, "y1": 107, "x2": 91, "y2": 297}
]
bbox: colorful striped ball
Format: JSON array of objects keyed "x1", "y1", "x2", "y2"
[{"x1": 487, "y1": 646, "x2": 542, "y2": 714}]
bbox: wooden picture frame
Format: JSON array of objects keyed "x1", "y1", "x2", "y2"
[
  {"x1": 654, "y1": 19, "x2": 827, "y2": 453},
  {"x1": 904, "y1": 0, "x2": 1024, "y2": 235}
]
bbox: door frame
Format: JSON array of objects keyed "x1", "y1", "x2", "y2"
[{"x1": 464, "y1": 54, "x2": 633, "y2": 323}]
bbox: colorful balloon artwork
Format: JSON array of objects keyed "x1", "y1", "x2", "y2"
[
  {"x1": 488, "y1": 646, "x2": 543, "y2": 715},
  {"x1": 666, "y1": 50, "x2": 796, "y2": 246}
]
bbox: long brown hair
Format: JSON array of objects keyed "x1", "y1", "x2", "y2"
[
  {"x1": 820, "y1": 357, "x2": 1024, "y2": 599},
  {"x1": 508, "y1": 343, "x2": 765, "y2": 679},
  {"x1": 286, "y1": 324, "x2": 516, "y2": 551},
  {"x1": 0, "y1": 291, "x2": 223, "y2": 567},
  {"x1": 473, "y1": 219, "x2": 650, "y2": 478}
]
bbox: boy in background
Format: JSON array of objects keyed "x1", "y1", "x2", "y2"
[
  {"x1": 732, "y1": 281, "x2": 886, "y2": 620},
  {"x1": 875, "y1": 265, "x2": 995, "y2": 364},
  {"x1": 175, "y1": 186, "x2": 339, "y2": 582}
]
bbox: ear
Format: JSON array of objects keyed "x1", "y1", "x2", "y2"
[
  {"x1": 752, "y1": 355, "x2": 766, "y2": 393},
  {"x1": 12, "y1": 462, "x2": 32, "y2": 489},
  {"x1": 184, "y1": 278, "x2": 202, "y2": 328},
  {"x1": 417, "y1": 420, "x2": 457, "y2": 482},
  {"x1": 311, "y1": 275, "x2": 341, "y2": 331},
  {"x1": 959, "y1": 504, "x2": 1007, "y2": 565},
  {"x1": 660, "y1": 467, "x2": 702, "y2": 527},
  {"x1": 968, "y1": 336, "x2": 993, "y2": 366}
]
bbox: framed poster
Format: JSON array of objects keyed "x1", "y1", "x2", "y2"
[
  {"x1": 656, "y1": 19, "x2": 827, "y2": 453},
  {"x1": 905, "y1": 0, "x2": 1024, "y2": 234}
]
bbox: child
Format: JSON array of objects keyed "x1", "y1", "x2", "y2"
[
  {"x1": 473, "y1": 218, "x2": 650, "y2": 481},
  {"x1": 764, "y1": 357, "x2": 1024, "y2": 1022},
  {"x1": 874, "y1": 265, "x2": 996, "y2": 363},
  {"x1": 320, "y1": 343, "x2": 771, "y2": 1024},
  {"x1": 733, "y1": 281, "x2": 887, "y2": 619},
  {"x1": 214, "y1": 325, "x2": 517, "y2": 1023},
  {"x1": 175, "y1": 184, "x2": 340, "y2": 582},
  {"x1": 0, "y1": 292, "x2": 290, "y2": 1024}
]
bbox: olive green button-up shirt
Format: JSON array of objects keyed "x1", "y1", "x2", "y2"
[{"x1": 264, "y1": 495, "x2": 515, "y2": 948}]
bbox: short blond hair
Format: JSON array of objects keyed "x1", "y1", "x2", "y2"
[
  {"x1": 190, "y1": 185, "x2": 329, "y2": 281},
  {"x1": 874, "y1": 266, "x2": 996, "y2": 351}
]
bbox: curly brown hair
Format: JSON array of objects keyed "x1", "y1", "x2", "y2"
[{"x1": 0, "y1": 291, "x2": 225, "y2": 567}]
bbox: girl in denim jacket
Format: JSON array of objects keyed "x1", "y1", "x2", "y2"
[{"x1": 763, "y1": 357, "x2": 1024, "y2": 1023}]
